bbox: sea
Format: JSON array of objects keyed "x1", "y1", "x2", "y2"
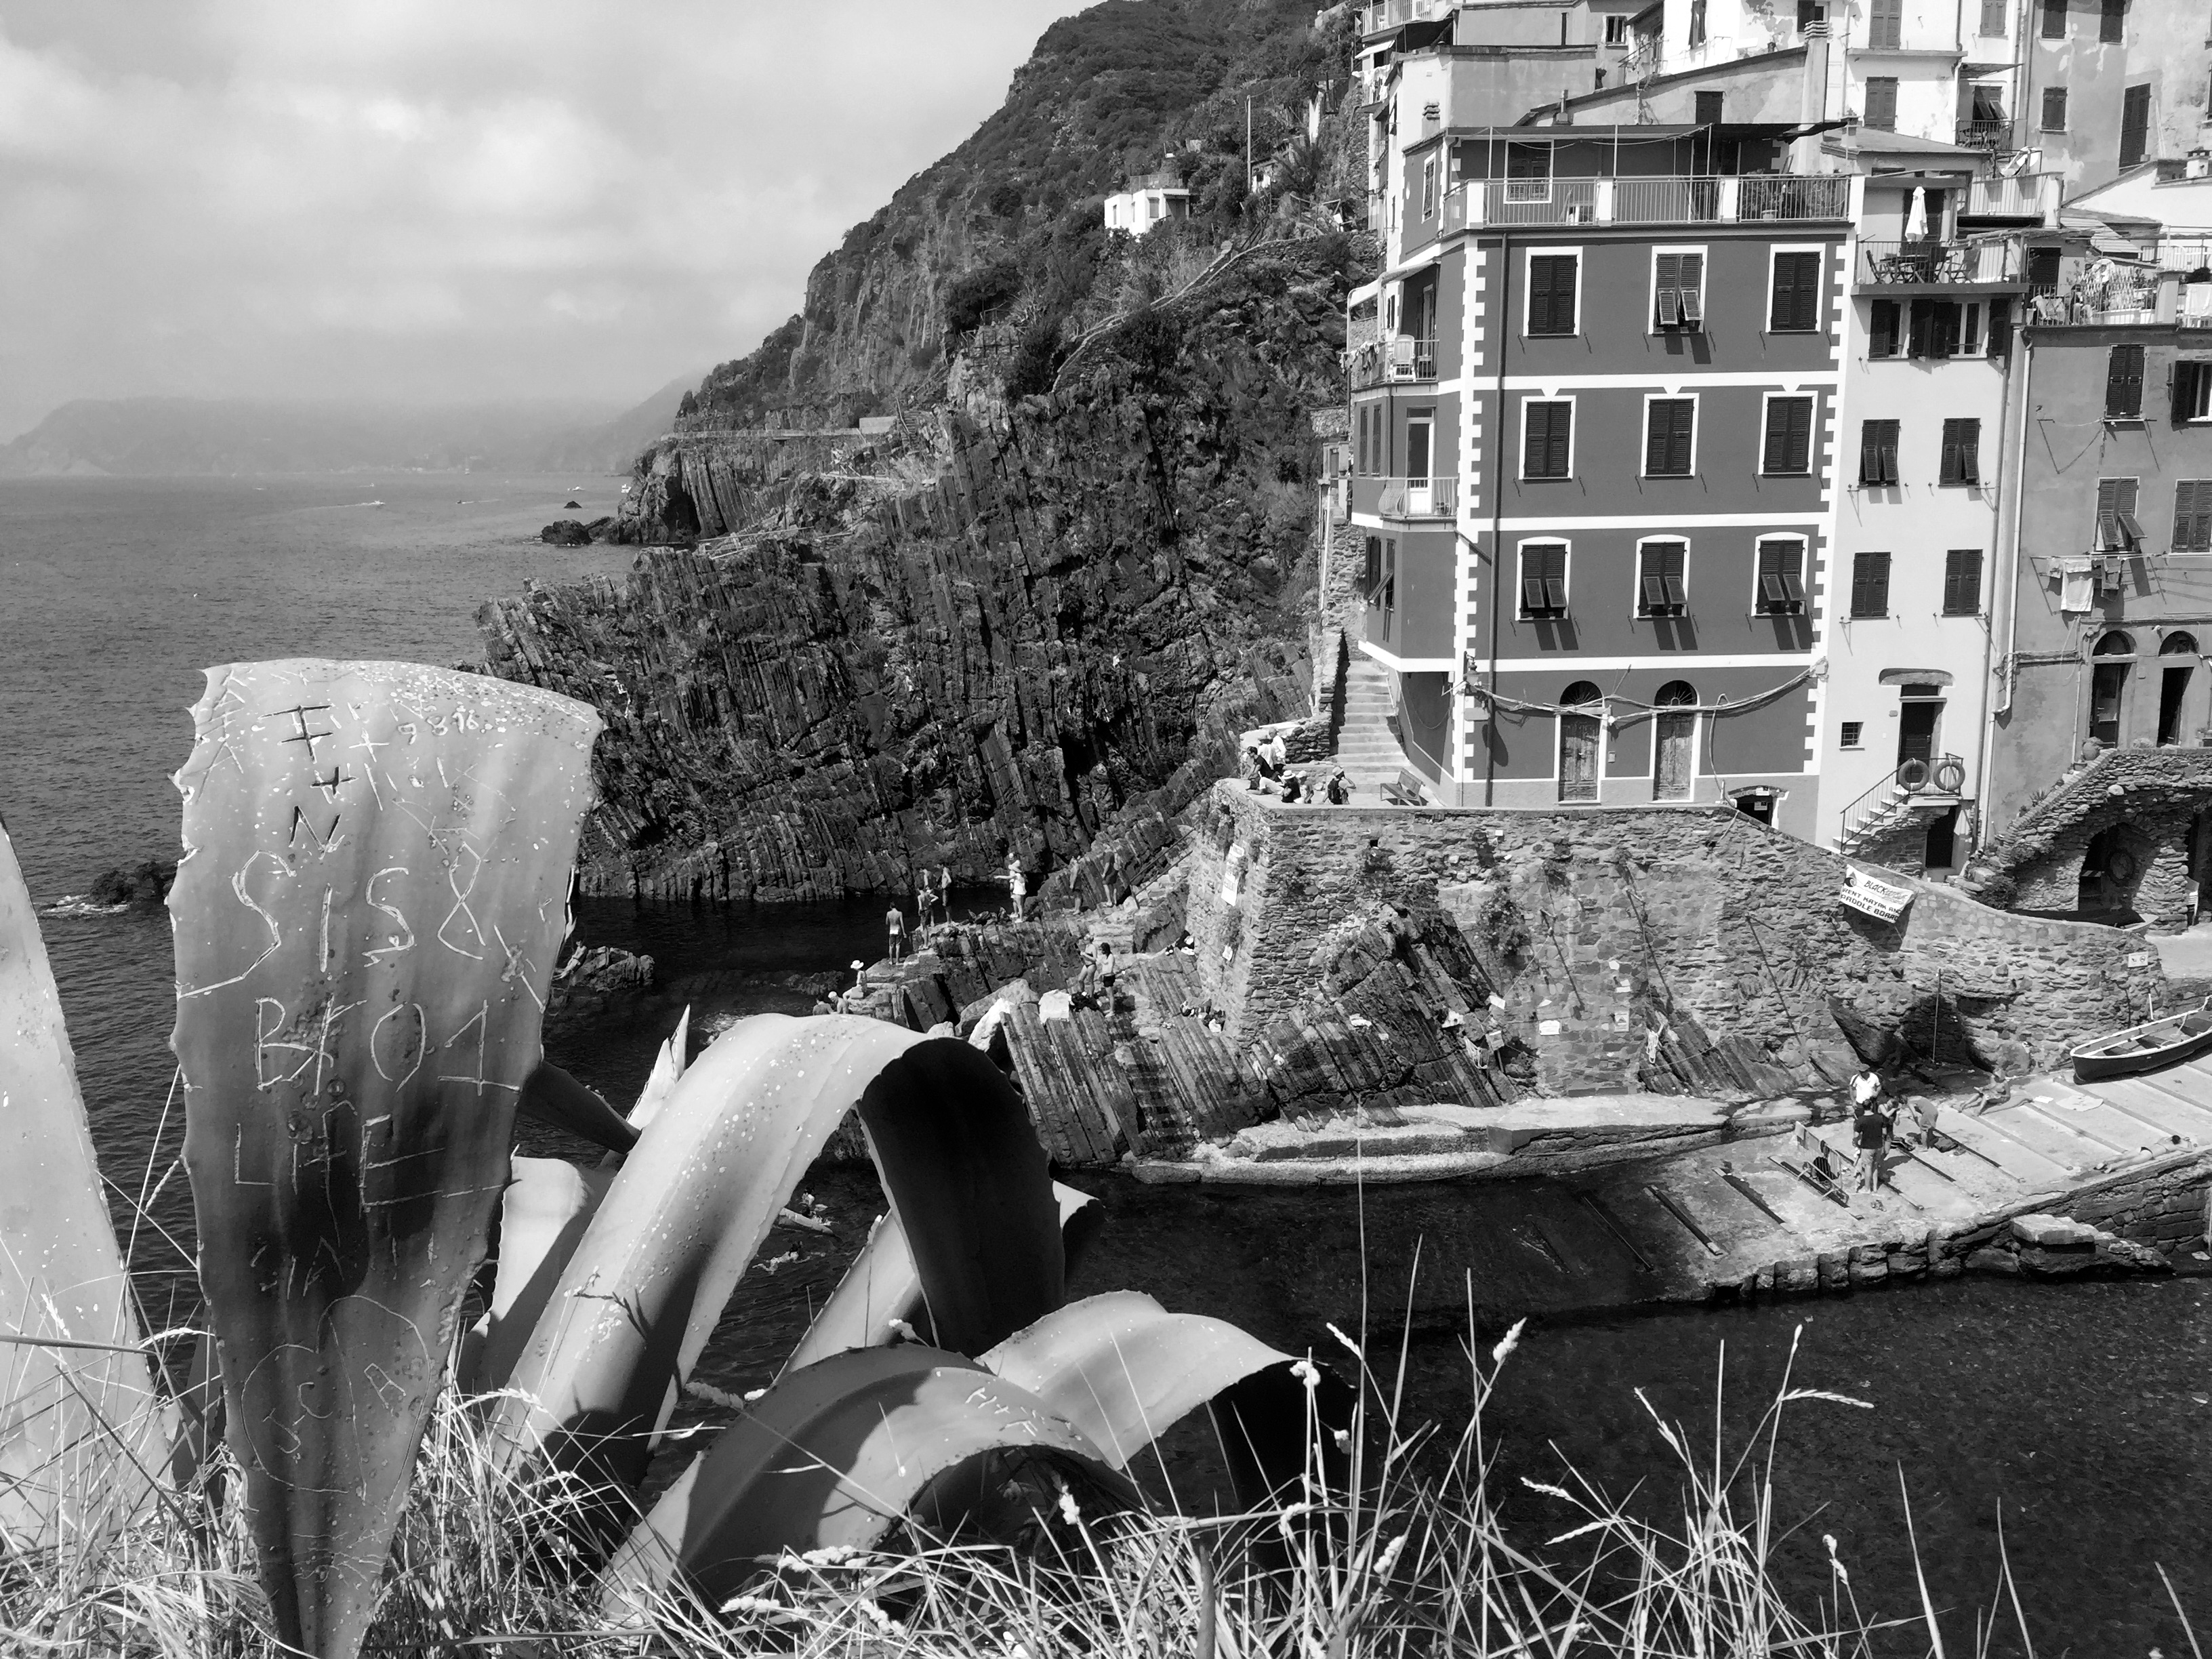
[{"x1": 1, "y1": 472, "x2": 2205, "y2": 1652}]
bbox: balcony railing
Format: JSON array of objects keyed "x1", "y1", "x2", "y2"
[
  {"x1": 1433, "y1": 174, "x2": 1847, "y2": 236},
  {"x1": 2026, "y1": 266, "x2": 2162, "y2": 327},
  {"x1": 1857, "y1": 239, "x2": 2022, "y2": 286},
  {"x1": 1955, "y1": 119, "x2": 2009, "y2": 150},
  {"x1": 1961, "y1": 173, "x2": 2059, "y2": 222},
  {"x1": 1837, "y1": 753, "x2": 1968, "y2": 848},
  {"x1": 1376, "y1": 476, "x2": 1459, "y2": 520},
  {"x1": 1362, "y1": 0, "x2": 1450, "y2": 35},
  {"x1": 1348, "y1": 336, "x2": 1439, "y2": 389}
]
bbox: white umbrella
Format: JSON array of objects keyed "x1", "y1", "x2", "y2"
[{"x1": 1904, "y1": 186, "x2": 1929, "y2": 241}]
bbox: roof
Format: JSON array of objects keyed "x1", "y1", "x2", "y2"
[{"x1": 1820, "y1": 127, "x2": 1978, "y2": 159}]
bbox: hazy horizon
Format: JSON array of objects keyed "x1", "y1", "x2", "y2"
[{"x1": 0, "y1": 1, "x2": 1091, "y2": 442}]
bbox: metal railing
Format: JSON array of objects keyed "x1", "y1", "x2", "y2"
[
  {"x1": 1347, "y1": 336, "x2": 1439, "y2": 388},
  {"x1": 1963, "y1": 174, "x2": 2058, "y2": 220},
  {"x1": 1857, "y1": 239, "x2": 2022, "y2": 285},
  {"x1": 1837, "y1": 752, "x2": 1967, "y2": 847},
  {"x1": 1432, "y1": 173, "x2": 1847, "y2": 236},
  {"x1": 1375, "y1": 476, "x2": 1459, "y2": 520},
  {"x1": 1362, "y1": 0, "x2": 1450, "y2": 34},
  {"x1": 2026, "y1": 266, "x2": 2162, "y2": 326},
  {"x1": 1955, "y1": 119, "x2": 2009, "y2": 149}
]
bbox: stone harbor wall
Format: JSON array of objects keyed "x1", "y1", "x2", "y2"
[
  {"x1": 1184, "y1": 784, "x2": 2163, "y2": 1087},
  {"x1": 1970, "y1": 747, "x2": 2212, "y2": 924}
]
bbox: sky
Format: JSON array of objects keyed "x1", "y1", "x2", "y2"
[{"x1": 0, "y1": 1, "x2": 1092, "y2": 439}]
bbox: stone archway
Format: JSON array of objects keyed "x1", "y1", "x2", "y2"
[{"x1": 2077, "y1": 822, "x2": 2146, "y2": 918}]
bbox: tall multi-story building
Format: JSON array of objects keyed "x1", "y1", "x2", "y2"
[
  {"x1": 1818, "y1": 171, "x2": 2045, "y2": 871},
  {"x1": 2023, "y1": 0, "x2": 2212, "y2": 190},
  {"x1": 1345, "y1": 123, "x2": 1855, "y2": 834},
  {"x1": 1982, "y1": 232, "x2": 2212, "y2": 913}
]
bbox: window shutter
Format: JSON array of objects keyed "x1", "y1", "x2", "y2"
[
  {"x1": 1960, "y1": 418, "x2": 1980, "y2": 484},
  {"x1": 2041, "y1": 0, "x2": 2064, "y2": 35},
  {"x1": 1908, "y1": 298, "x2": 1931, "y2": 356},
  {"x1": 2121, "y1": 83, "x2": 2151, "y2": 167},
  {"x1": 1763, "y1": 396, "x2": 1811, "y2": 472},
  {"x1": 1523, "y1": 572, "x2": 1547, "y2": 611},
  {"x1": 1851, "y1": 552, "x2": 1891, "y2": 617},
  {"x1": 1944, "y1": 549, "x2": 1984, "y2": 614},
  {"x1": 1980, "y1": 0, "x2": 2005, "y2": 32},
  {"x1": 1530, "y1": 256, "x2": 1576, "y2": 334},
  {"x1": 1641, "y1": 569, "x2": 1667, "y2": 610},
  {"x1": 1941, "y1": 419, "x2": 1964, "y2": 484},
  {"x1": 2175, "y1": 480, "x2": 2198, "y2": 549},
  {"x1": 1770, "y1": 253, "x2": 1820, "y2": 330},
  {"x1": 1645, "y1": 404, "x2": 1670, "y2": 475},
  {"x1": 2100, "y1": 0, "x2": 2125, "y2": 42},
  {"x1": 1547, "y1": 403, "x2": 1572, "y2": 475},
  {"x1": 1671, "y1": 400, "x2": 1695, "y2": 472},
  {"x1": 1654, "y1": 251, "x2": 1679, "y2": 310},
  {"x1": 1870, "y1": 0, "x2": 1902, "y2": 47},
  {"x1": 1523, "y1": 403, "x2": 1547, "y2": 476},
  {"x1": 2107, "y1": 344, "x2": 2145, "y2": 417},
  {"x1": 1988, "y1": 298, "x2": 2013, "y2": 360},
  {"x1": 1870, "y1": 298, "x2": 1898, "y2": 356},
  {"x1": 1664, "y1": 542, "x2": 1687, "y2": 607},
  {"x1": 2176, "y1": 361, "x2": 2200, "y2": 425}
]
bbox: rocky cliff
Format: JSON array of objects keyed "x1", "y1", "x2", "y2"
[{"x1": 479, "y1": 243, "x2": 1357, "y2": 899}]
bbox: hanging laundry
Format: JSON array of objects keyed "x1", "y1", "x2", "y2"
[{"x1": 2054, "y1": 555, "x2": 2096, "y2": 613}]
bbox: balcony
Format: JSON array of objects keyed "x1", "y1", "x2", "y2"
[
  {"x1": 1856, "y1": 239, "x2": 2023, "y2": 287},
  {"x1": 2026, "y1": 265, "x2": 2163, "y2": 327},
  {"x1": 1361, "y1": 0, "x2": 1451, "y2": 37},
  {"x1": 1376, "y1": 475, "x2": 1459, "y2": 520},
  {"x1": 1432, "y1": 174, "x2": 1848, "y2": 237},
  {"x1": 1959, "y1": 173, "x2": 2060, "y2": 224},
  {"x1": 1348, "y1": 336, "x2": 1439, "y2": 389},
  {"x1": 1955, "y1": 119, "x2": 2009, "y2": 150}
]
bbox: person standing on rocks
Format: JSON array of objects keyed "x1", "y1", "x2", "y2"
[
  {"x1": 886, "y1": 901, "x2": 907, "y2": 963},
  {"x1": 1007, "y1": 853, "x2": 1027, "y2": 921},
  {"x1": 1851, "y1": 1084, "x2": 1894, "y2": 1195},
  {"x1": 914, "y1": 869, "x2": 937, "y2": 936}
]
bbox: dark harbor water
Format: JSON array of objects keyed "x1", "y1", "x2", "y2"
[{"x1": 3, "y1": 477, "x2": 2207, "y2": 1654}]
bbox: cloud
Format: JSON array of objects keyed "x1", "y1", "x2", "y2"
[{"x1": 0, "y1": 1, "x2": 1090, "y2": 438}]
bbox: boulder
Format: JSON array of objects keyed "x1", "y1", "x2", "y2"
[
  {"x1": 86, "y1": 858, "x2": 176, "y2": 909},
  {"x1": 539, "y1": 519, "x2": 591, "y2": 546},
  {"x1": 2010, "y1": 1213, "x2": 2099, "y2": 1248}
]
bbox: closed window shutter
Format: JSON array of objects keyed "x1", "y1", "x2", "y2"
[
  {"x1": 1530, "y1": 260, "x2": 1554, "y2": 333},
  {"x1": 1870, "y1": 298, "x2": 1898, "y2": 355},
  {"x1": 1764, "y1": 397, "x2": 1811, "y2": 472},
  {"x1": 2101, "y1": 0, "x2": 2125, "y2": 42},
  {"x1": 1944, "y1": 549, "x2": 1984, "y2": 613},
  {"x1": 1547, "y1": 403, "x2": 1572, "y2": 475},
  {"x1": 1870, "y1": 0, "x2": 1902, "y2": 47},
  {"x1": 1959, "y1": 419, "x2": 1979, "y2": 483},
  {"x1": 1530, "y1": 257, "x2": 1576, "y2": 333},
  {"x1": 1524, "y1": 403, "x2": 1547, "y2": 475},
  {"x1": 2121, "y1": 83, "x2": 2151, "y2": 167},
  {"x1": 1908, "y1": 298, "x2": 1931, "y2": 356},
  {"x1": 1645, "y1": 403, "x2": 1670, "y2": 474},
  {"x1": 1980, "y1": 0, "x2": 2005, "y2": 31},
  {"x1": 1851, "y1": 552, "x2": 1891, "y2": 617},
  {"x1": 1671, "y1": 400, "x2": 1695, "y2": 471},
  {"x1": 1879, "y1": 422, "x2": 1900, "y2": 484},
  {"x1": 2108, "y1": 344, "x2": 2145, "y2": 416},
  {"x1": 1941, "y1": 419, "x2": 1964, "y2": 484},
  {"x1": 1771, "y1": 253, "x2": 1820, "y2": 330},
  {"x1": 2177, "y1": 480, "x2": 2212, "y2": 550},
  {"x1": 2041, "y1": 0, "x2": 2064, "y2": 34}
]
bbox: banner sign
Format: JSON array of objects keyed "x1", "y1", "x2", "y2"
[{"x1": 1839, "y1": 865, "x2": 1913, "y2": 922}]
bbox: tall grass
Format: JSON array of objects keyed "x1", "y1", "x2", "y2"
[{"x1": 3, "y1": 1309, "x2": 2199, "y2": 1657}]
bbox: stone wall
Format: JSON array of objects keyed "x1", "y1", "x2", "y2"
[
  {"x1": 1185, "y1": 783, "x2": 2163, "y2": 1085},
  {"x1": 2054, "y1": 1153, "x2": 2212, "y2": 1254},
  {"x1": 1970, "y1": 747, "x2": 2212, "y2": 924}
]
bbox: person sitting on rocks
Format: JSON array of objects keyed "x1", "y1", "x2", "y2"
[{"x1": 1280, "y1": 771, "x2": 1305, "y2": 804}]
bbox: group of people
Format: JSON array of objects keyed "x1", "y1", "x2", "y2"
[
  {"x1": 884, "y1": 864, "x2": 956, "y2": 962},
  {"x1": 1843, "y1": 1063, "x2": 1942, "y2": 1197},
  {"x1": 1244, "y1": 729, "x2": 1351, "y2": 805}
]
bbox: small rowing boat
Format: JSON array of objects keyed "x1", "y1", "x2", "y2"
[{"x1": 2069, "y1": 1001, "x2": 2212, "y2": 1082}]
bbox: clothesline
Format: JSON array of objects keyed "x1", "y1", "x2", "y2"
[{"x1": 1468, "y1": 665, "x2": 1820, "y2": 726}]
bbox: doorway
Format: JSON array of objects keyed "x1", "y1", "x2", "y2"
[
  {"x1": 2091, "y1": 630, "x2": 2134, "y2": 747},
  {"x1": 2158, "y1": 631, "x2": 2197, "y2": 745},
  {"x1": 1653, "y1": 679, "x2": 1697, "y2": 801},
  {"x1": 1897, "y1": 683, "x2": 1942, "y2": 773},
  {"x1": 1925, "y1": 804, "x2": 1960, "y2": 871},
  {"x1": 1559, "y1": 680, "x2": 1602, "y2": 802},
  {"x1": 1406, "y1": 415, "x2": 1433, "y2": 512}
]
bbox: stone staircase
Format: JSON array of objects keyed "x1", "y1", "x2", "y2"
[{"x1": 1334, "y1": 653, "x2": 1414, "y2": 792}]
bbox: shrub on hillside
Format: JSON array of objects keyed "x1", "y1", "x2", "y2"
[{"x1": 943, "y1": 260, "x2": 1025, "y2": 337}]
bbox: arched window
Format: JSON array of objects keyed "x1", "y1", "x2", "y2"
[
  {"x1": 1559, "y1": 681, "x2": 1603, "y2": 802},
  {"x1": 1654, "y1": 680, "x2": 1698, "y2": 801},
  {"x1": 2091, "y1": 633, "x2": 2133, "y2": 745},
  {"x1": 2163, "y1": 632, "x2": 2198, "y2": 655}
]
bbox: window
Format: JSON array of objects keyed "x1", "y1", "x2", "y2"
[
  {"x1": 1559, "y1": 682, "x2": 1603, "y2": 802},
  {"x1": 1859, "y1": 419, "x2": 1900, "y2": 486},
  {"x1": 2097, "y1": 478, "x2": 2143, "y2": 549},
  {"x1": 1850, "y1": 552, "x2": 1892, "y2": 618},
  {"x1": 1520, "y1": 542, "x2": 1569, "y2": 617},
  {"x1": 1908, "y1": 298, "x2": 1963, "y2": 359},
  {"x1": 1868, "y1": 0, "x2": 1902, "y2": 47},
  {"x1": 1381, "y1": 539, "x2": 1398, "y2": 624},
  {"x1": 1756, "y1": 539, "x2": 1807, "y2": 614},
  {"x1": 1638, "y1": 540, "x2": 1689, "y2": 615},
  {"x1": 1962, "y1": 301, "x2": 1983, "y2": 354},
  {"x1": 1979, "y1": 0, "x2": 2006, "y2": 33},
  {"x1": 2040, "y1": 0, "x2": 2065, "y2": 36},
  {"x1": 2041, "y1": 87, "x2": 2069, "y2": 131},
  {"x1": 1864, "y1": 77, "x2": 1899, "y2": 130},
  {"x1": 1689, "y1": 0, "x2": 1707, "y2": 44},
  {"x1": 2100, "y1": 0, "x2": 2125, "y2": 41},
  {"x1": 1940, "y1": 418, "x2": 1982, "y2": 485},
  {"x1": 1605, "y1": 13, "x2": 1631, "y2": 42},
  {"x1": 2121, "y1": 83, "x2": 2152, "y2": 169},
  {"x1": 1944, "y1": 549, "x2": 1984, "y2": 614},
  {"x1": 1769, "y1": 251, "x2": 1824, "y2": 331},
  {"x1": 1869, "y1": 298, "x2": 1901, "y2": 356},
  {"x1": 1506, "y1": 141, "x2": 1553, "y2": 201},
  {"x1": 1523, "y1": 398, "x2": 1573, "y2": 477},
  {"x1": 1527, "y1": 253, "x2": 1579, "y2": 334},
  {"x1": 1761, "y1": 395, "x2": 1815, "y2": 475},
  {"x1": 1406, "y1": 413, "x2": 1432, "y2": 483},
  {"x1": 1421, "y1": 157, "x2": 1437, "y2": 220},
  {"x1": 1989, "y1": 298, "x2": 2015, "y2": 360},
  {"x1": 1841, "y1": 720, "x2": 1865, "y2": 748},
  {"x1": 2106, "y1": 344, "x2": 2146, "y2": 418},
  {"x1": 1694, "y1": 90, "x2": 1723, "y2": 125},
  {"x1": 2177, "y1": 361, "x2": 2212, "y2": 423},
  {"x1": 1645, "y1": 398, "x2": 1696, "y2": 475},
  {"x1": 1363, "y1": 535, "x2": 1382, "y2": 592},
  {"x1": 2175, "y1": 481, "x2": 2212, "y2": 550},
  {"x1": 1654, "y1": 251, "x2": 1706, "y2": 328}
]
